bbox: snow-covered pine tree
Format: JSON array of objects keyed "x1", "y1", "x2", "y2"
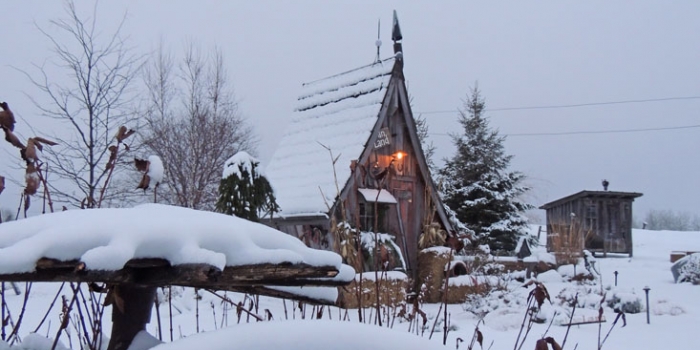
[
  {"x1": 216, "y1": 151, "x2": 279, "y2": 222},
  {"x1": 439, "y1": 86, "x2": 533, "y2": 253}
]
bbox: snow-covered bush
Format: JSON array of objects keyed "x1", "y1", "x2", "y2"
[
  {"x1": 360, "y1": 231, "x2": 406, "y2": 272},
  {"x1": 652, "y1": 299, "x2": 686, "y2": 316},
  {"x1": 557, "y1": 260, "x2": 596, "y2": 284},
  {"x1": 462, "y1": 288, "x2": 522, "y2": 318},
  {"x1": 606, "y1": 289, "x2": 643, "y2": 314},
  {"x1": 556, "y1": 285, "x2": 603, "y2": 310},
  {"x1": 481, "y1": 262, "x2": 505, "y2": 275},
  {"x1": 216, "y1": 151, "x2": 278, "y2": 222},
  {"x1": 678, "y1": 253, "x2": 700, "y2": 284}
]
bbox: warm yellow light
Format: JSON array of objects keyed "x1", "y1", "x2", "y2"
[{"x1": 395, "y1": 151, "x2": 404, "y2": 160}]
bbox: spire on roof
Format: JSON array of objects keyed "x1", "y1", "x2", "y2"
[
  {"x1": 392, "y1": 10, "x2": 403, "y2": 58},
  {"x1": 392, "y1": 10, "x2": 402, "y2": 42}
]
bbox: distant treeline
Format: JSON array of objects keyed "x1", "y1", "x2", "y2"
[{"x1": 634, "y1": 209, "x2": 700, "y2": 231}]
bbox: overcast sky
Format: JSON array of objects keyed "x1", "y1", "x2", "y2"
[{"x1": 2, "y1": 1, "x2": 699, "y2": 221}]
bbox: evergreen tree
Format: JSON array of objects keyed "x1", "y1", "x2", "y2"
[
  {"x1": 439, "y1": 86, "x2": 533, "y2": 252},
  {"x1": 415, "y1": 114, "x2": 437, "y2": 173},
  {"x1": 216, "y1": 151, "x2": 279, "y2": 222}
]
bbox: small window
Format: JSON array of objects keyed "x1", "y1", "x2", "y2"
[
  {"x1": 359, "y1": 202, "x2": 388, "y2": 232},
  {"x1": 586, "y1": 204, "x2": 597, "y2": 230}
]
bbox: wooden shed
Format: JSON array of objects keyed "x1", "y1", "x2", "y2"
[
  {"x1": 540, "y1": 190, "x2": 643, "y2": 257},
  {"x1": 264, "y1": 15, "x2": 452, "y2": 277}
]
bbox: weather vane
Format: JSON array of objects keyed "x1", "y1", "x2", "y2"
[{"x1": 375, "y1": 18, "x2": 382, "y2": 63}]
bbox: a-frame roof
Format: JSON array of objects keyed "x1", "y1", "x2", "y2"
[
  {"x1": 266, "y1": 57, "x2": 396, "y2": 217},
  {"x1": 266, "y1": 54, "x2": 452, "y2": 232}
]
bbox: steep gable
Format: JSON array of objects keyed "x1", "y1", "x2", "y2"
[{"x1": 266, "y1": 58, "x2": 397, "y2": 216}]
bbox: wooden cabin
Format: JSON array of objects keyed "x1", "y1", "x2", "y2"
[
  {"x1": 264, "y1": 16, "x2": 452, "y2": 277},
  {"x1": 540, "y1": 190, "x2": 643, "y2": 257}
]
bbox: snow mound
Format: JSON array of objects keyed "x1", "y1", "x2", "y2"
[
  {"x1": 128, "y1": 330, "x2": 162, "y2": 350},
  {"x1": 12, "y1": 333, "x2": 69, "y2": 350},
  {"x1": 536, "y1": 270, "x2": 563, "y2": 283},
  {"x1": 151, "y1": 319, "x2": 448, "y2": 350}
]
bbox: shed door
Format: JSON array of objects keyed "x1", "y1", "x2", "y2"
[{"x1": 607, "y1": 201, "x2": 626, "y2": 252}]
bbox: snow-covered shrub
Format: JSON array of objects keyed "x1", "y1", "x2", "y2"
[
  {"x1": 606, "y1": 289, "x2": 643, "y2": 314},
  {"x1": 481, "y1": 262, "x2": 505, "y2": 275},
  {"x1": 556, "y1": 286, "x2": 603, "y2": 310},
  {"x1": 652, "y1": 299, "x2": 686, "y2": 316},
  {"x1": 557, "y1": 260, "x2": 596, "y2": 284},
  {"x1": 678, "y1": 253, "x2": 700, "y2": 284},
  {"x1": 462, "y1": 288, "x2": 522, "y2": 318},
  {"x1": 360, "y1": 231, "x2": 406, "y2": 272},
  {"x1": 216, "y1": 151, "x2": 279, "y2": 222}
]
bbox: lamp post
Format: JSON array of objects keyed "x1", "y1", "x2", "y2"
[
  {"x1": 614, "y1": 271, "x2": 618, "y2": 286},
  {"x1": 643, "y1": 286, "x2": 651, "y2": 324}
]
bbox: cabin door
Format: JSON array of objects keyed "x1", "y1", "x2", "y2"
[{"x1": 393, "y1": 179, "x2": 417, "y2": 274}]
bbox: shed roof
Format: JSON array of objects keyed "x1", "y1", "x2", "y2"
[
  {"x1": 266, "y1": 57, "x2": 396, "y2": 216},
  {"x1": 539, "y1": 190, "x2": 643, "y2": 210}
]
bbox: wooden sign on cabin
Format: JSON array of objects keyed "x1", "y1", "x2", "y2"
[{"x1": 374, "y1": 127, "x2": 391, "y2": 149}]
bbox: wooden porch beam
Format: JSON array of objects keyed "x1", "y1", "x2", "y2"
[{"x1": 0, "y1": 258, "x2": 342, "y2": 288}]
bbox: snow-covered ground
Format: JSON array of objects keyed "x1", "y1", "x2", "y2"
[{"x1": 2, "y1": 226, "x2": 699, "y2": 349}]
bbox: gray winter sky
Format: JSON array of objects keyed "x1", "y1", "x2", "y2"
[{"x1": 2, "y1": 1, "x2": 699, "y2": 222}]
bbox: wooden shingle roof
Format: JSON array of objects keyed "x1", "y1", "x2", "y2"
[{"x1": 539, "y1": 190, "x2": 643, "y2": 210}]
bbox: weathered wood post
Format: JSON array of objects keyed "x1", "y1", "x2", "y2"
[{"x1": 107, "y1": 285, "x2": 157, "y2": 350}]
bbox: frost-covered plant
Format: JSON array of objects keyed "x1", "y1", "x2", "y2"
[
  {"x1": 418, "y1": 222, "x2": 446, "y2": 249},
  {"x1": 678, "y1": 253, "x2": 700, "y2": 284},
  {"x1": 335, "y1": 221, "x2": 360, "y2": 270}
]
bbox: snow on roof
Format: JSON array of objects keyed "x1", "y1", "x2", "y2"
[
  {"x1": 222, "y1": 151, "x2": 260, "y2": 180},
  {"x1": 357, "y1": 188, "x2": 398, "y2": 204},
  {"x1": 0, "y1": 204, "x2": 351, "y2": 276},
  {"x1": 265, "y1": 57, "x2": 396, "y2": 216}
]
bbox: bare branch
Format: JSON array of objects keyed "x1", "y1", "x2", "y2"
[
  {"x1": 138, "y1": 43, "x2": 256, "y2": 209},
  {"x1": 18, "y1": 0, "x2": 144, "y2": 208}
]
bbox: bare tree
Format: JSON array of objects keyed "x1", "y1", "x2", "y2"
[
  {"x1": 21, "y1": 1, "x2": 143, "y2": 208},
  {"x1": 141, "y1": 43, "x2": 256, "y2": 210}
]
